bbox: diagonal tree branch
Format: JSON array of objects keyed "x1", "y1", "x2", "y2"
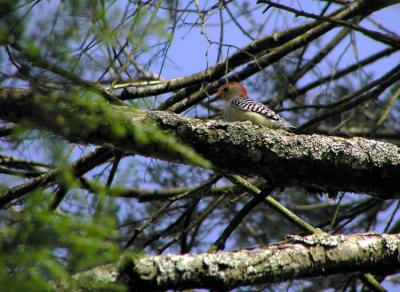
[
  {"x1": 120, "y1": 0, "x2": 399, "y2": 109},
  {"x1": 68, "y1": 233, "x2": 400, "y2": 291},
  {"x1": 164, "y1": 0, "x2": 400, "y2": 114},
  {"x1": 1, "y1": 88, "x2": 400, "y2": 199},
  {"x1": 258, "y1": 0, "x2": 400, "y2": 48},
  {"x1": 7, "y1": 43, "x2": 123, "y2": 105},
  {"x1": 0, "y1": 146, "x2": 114, "y2": 208},
  {"x1": 279, "y1": 46, "x2": 398, "y2": 103}
]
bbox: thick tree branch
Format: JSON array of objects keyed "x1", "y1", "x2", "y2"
[
  {"x1": 62, "y1": 233, "x2": 400, "y2": 290},
  {"x1": 1, "y1": 88, "x2": 400, "y2": 199},
  {"x1": 70, "y1": 233, "x2": 400, "y2": 290}
]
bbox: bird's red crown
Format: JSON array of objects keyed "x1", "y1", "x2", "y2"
[{"x1": 217, "y1": 82, "x2": 247, "y2": 97}]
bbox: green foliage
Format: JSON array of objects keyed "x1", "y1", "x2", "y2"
[
  {"x1": 0, "y1": 25, "x2": 6, "y2": 44},
  {"x1": 53, "y1": 92, "x2": 212, "y2": 169},
  {"x1": 21, "y1": 40, "x2": 41, "y2": 58},
  {"x1": 0, "y1": 190, "x2": 120, "y2": 290},
  {"x1": 0, "y1": 0, "x2": 24, "y2": 44}
]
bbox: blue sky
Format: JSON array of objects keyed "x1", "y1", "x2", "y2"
[
  {"x1": 1, "y1": 1, "x2": 400, "y2": 289},
  {"x1": 157, "y1": 1, "x2": 400, "y2": 94}
]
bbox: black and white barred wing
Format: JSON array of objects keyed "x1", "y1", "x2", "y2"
[
  {"x1": 230, "y1": 96, "x2": 299, "y2": 132},
  {"x1": 231, "y1": 97, "x2": 281, "y2": 121}
]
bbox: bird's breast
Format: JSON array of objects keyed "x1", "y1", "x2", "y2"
[{"x1": 224, "y1": 105, "x2": 277, "y2": 128}]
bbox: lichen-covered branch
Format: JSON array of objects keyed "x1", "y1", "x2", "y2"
[
  {"x1": 117, "y1": 233, "x2": 400, "y2": 290},
  {"x1": 1, "y1": 88, "x2": 400, "y2": 198}
]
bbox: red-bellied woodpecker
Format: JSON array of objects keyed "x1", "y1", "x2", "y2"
[{"x1": 217, "y1": 82, "x2": 300, "y2": 133}]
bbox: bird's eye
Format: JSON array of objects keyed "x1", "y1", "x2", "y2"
[{"x1": 223, "y1": 87, "x2": 228, "y2": 92}]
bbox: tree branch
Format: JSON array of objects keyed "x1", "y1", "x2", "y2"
[
  {"x1": 258, "y1": 0, "x2": 400, "y2": 48},
  {"x1": 120, "y1": 0, "x2": 399, "y2": 111},
  {"x1": 1, "y1": 88, "x2": 400, "y2": 198},
  {"x1": 114, "y1": 233, "x2": 400, "y2": 290},
  {"x1": 164, "y1": 0, "x2": 399, "y2": 114}
]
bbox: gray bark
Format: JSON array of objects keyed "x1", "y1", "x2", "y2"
[
  {"x1": 1, "y1": 88, "x2": 400, "y2": 198},
  {"x1": 66, "y1": 233, "x2": 400, "y2": 290},
  {"x1": 120, "y1": 233, "x2": 400, "y2": 290}
]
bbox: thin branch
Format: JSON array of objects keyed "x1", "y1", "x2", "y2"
[
  {"x1": 208, "y1": 183, "x2": 275, "y2": 252},
  {"x1": 257, "y1": 0, "x2": 400, "y2": 48},
  {"x1": 282, "y1": 47, "x2": 397, "y2": 101},
  {"x1": 119, "y1": 7, "x2": 325, "y2": 101},
  {"x1": 0, "y1": 125, "x2": 15, "y2": 137},
  {"x1": 226, "y1": 175, "x2": 320, "y2": 234},
  {"x1": 300, "y1": 63, "x2": 400, "y2": 129},
  {"x1": 0, "y1": 147, "x2": 113, "y2": 208},
  {"x1": 7, "y1": 43, "x2": 123, "y2": 105},
  {"x1": 166, "y1": 0, "x2": 396, "y2": 113}
]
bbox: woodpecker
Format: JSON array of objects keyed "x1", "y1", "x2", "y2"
[{"x1": 217, "y1": 82, "x2": 300, "y2": 133}]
